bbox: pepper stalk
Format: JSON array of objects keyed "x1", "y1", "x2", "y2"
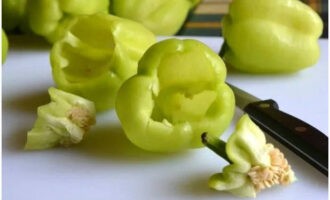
[{"x1": 201, "y1": 132, "x2": 231, "y2": 163}]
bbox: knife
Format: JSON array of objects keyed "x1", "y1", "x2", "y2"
[{"x1": 227, "y1": 83, "x2": 328, "y2": 176}]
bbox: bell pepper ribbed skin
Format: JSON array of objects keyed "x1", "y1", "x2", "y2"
[{"x1": 221, "y1": 0, "x2": 323, "y2": 73}]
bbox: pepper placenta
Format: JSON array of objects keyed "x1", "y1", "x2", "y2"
[
  {"x1": 202, "y1": 114, "x2": 296, "y2": 197},
  {"x1": 115, "y1": 38, "x2": 235, "y2": 152},
  {"x1": 220, "y1": 0, "x2": 323, "y2": 73},
  {"x1": 50, "y1": 13, "x2": 156, "y2": 111},
  {"x1": 25, "y1": 87, "x2": 96, "y2": 150},
  {"x1": 110, "y1": 0, "x2": 200, "y2": 35}
]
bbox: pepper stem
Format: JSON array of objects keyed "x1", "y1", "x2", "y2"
[
  {"x1": 201, "y1": 132, "x2": 232, "y2": 163},
  {"x1": 219, "y1": 41, "x2": 228, "y2": 58}
]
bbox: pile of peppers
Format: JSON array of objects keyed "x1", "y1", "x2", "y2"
[
  {"x1": 2, "y1": 0, "x2": 201, "y2": 41},
  {"x1": 2, "y1": 0, "x2": 324, "y2": 198},
  {"x1": 3, "y1": 0, "x2": 110, "y2": 42}
]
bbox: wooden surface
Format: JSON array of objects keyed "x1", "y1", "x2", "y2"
[{"x1": 194, "y1": 0, "x2": 232, "y2": 14}]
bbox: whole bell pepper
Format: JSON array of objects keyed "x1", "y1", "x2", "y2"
[
  {"x1": 115, "y1": 38, "x2": 235, "y2": 152},
  {"x1": 50, "y1": 13, "x2": 156, "y2": 111},
  {"x1": 25, "y1": 0, "x2": 110, "y2": 42},
  {"x1": 110, "y1": 0, "x2": 201, "y2": 35},
  {"x1": 220, "y1": 0, "x2": 323, "y2": 73}
]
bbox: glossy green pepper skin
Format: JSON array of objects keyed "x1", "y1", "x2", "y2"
[
  {"x1": 51, "y1": 13, "x2": 156, "y2": 111},
  {"x1": 2, "y1": 0, "x2": 27, "y2": 31},
  {"x1": 221, "y1": 0, "x2": 323, "y2": 73},
  {"x1": 2, "y1": 30, "x2": 9, "y2": 64},
  {"x1": 115, "y1": 39, "x2": 235, "y2": 152},
  {"x1": 25, "y1": 0, "x2": 109, "y2": 42},
  {"x1": 110, "y1": 0, "x2": 200, "y2": 35}
]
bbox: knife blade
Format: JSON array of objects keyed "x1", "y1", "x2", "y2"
[{"x1": 227, "y1": 82, "x2": 328, "y2": 176}]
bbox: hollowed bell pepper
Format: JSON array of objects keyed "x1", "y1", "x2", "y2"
[
  {"x1": 25, "y1": 0, "x2": 109, "y2": 42},
  {"x1": 50, "y1": 13, "x2": 156, "y2": 111},
  {"x1": 220, "y1": 0, "x2": 323, "y2": 73},
  {"x1": 115, "y1": 38, "x2": 235, "y2": 152},
  {"x1": 110, "y1": 0, "x2": 201, "y2": 35}
]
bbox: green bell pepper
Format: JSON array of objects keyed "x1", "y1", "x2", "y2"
[
  {"x1": 50, "y1": 13, "x2": 156, "y2": 111},
  {"x1": 2, "y1": 0, "x2": 27, "y2": 31},
  {"x1": 220, "y1": 0, "x2": 323, "y2": 73},
  {"x1": 202, "y1": 114, "x2": 296, "y2": 197},
  {"x1": 115, "y1": 38, "x2": 235, "y2": 152},
  {"x1": 25, "y1": 87, "x2": 96, "y2": 150},
  {"x1": 2, "y1": 30, "x2": 9, "y2": 64},
  {"x1": 25, "y1": 0, "x2": 110, "y2": 42},
  {"x1": 110, "y1": 0, "x2": 201, "y2": 35}
]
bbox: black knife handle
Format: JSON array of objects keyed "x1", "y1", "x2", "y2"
[{"x1": 244, "y1": 99, "x2": 328, "y2": 176}]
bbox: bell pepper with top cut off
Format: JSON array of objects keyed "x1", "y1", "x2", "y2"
[
  {"x1": 220, "y1": 0, "x2": 323, "y2": 73},
  {"x1": 110, "y1": 0, "x2": 201, "y2": 35},
  {"x1": 25, "y1": 0, "x2": 109, "y2": 42},
  {"x1": 115, "y1": 38, "x2": 235, "y2": 152},
  {"x1": 50, "y1": 13, "x2": 156, "y2": 111}
]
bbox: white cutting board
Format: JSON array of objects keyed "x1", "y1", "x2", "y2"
[{"x1": 2, "y1": 35, "x2": 328, "y2": 200}]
